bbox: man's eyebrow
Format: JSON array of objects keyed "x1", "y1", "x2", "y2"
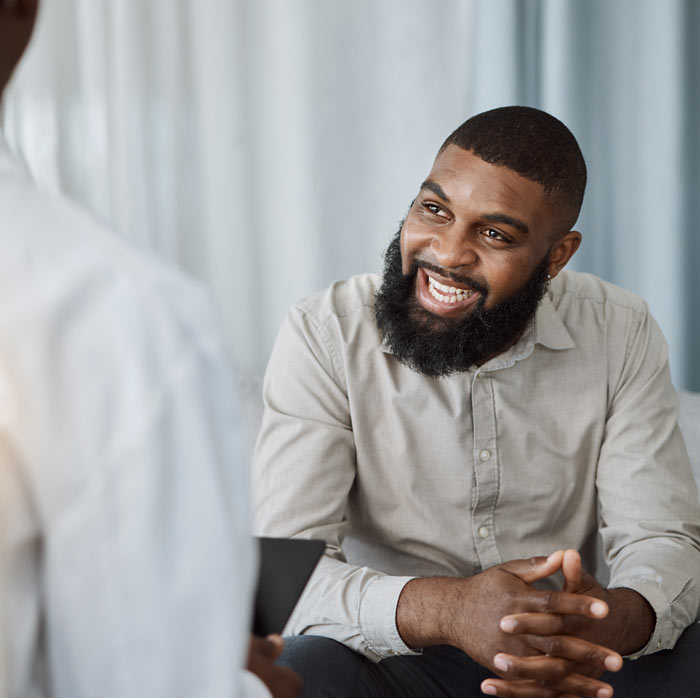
[
  {"x1": 420, "y1": 179, "x2": 451, "y2": 203},
  {"x1": 482, "y1": 213, "x2": 529, "y2": 236},
  {"x1": 419, "y1": 180, "x2": 530, "y2": 236}
]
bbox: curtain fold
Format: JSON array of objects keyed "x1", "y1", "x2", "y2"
[{"x1": 2, "y1": 0, "x2": 474, "y2": 375}]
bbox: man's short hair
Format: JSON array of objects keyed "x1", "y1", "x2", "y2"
[{"x1": 439, "y1": 106, "x2": 587, "y2": 234}]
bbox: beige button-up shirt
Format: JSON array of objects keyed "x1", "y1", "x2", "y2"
[{"x1": 253, "y1": 270, "x2": 700, "y2": 662}]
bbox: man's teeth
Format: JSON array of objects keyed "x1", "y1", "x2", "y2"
[{"x1": 427, "y1": 275, "x2": 474, "y2": 303}]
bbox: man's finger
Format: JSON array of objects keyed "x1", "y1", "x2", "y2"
[
  {"x1": 482, "y1": 677, "x2": 593, "y2": 698},
  {"x1": 500, "y1": 608, "x2": 609, "y2": 638},
  {"x1": 481, "y1": 679, "x2": 567, "y2": 698},
  {"x1": 482, "y1": 671, "x2": 613, "y2": 698},
  {"x1": 493, "y1": 651, "x2": 575, "y2": 681},
  {"x1": 500, "y1": 551, "x2": 564, "y2": 585},
  {"x1": 250, "y1": 634, "x2": 284, "y2": 660},
  {"x1": 503, "y1": 590, "x2": 608, "y2": 621},
  {"x1": 529, "y1": 634, "x2": 623, "y2": 673},
  {"x1": 494, "y1": 639, "x2": 622, "y2": 680},
  {"x1": 264, "y1": 633, "x2": 285, "y2": 660}
]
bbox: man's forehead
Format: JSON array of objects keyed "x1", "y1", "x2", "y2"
[
  {"x1": 422, "y1": 145, "x2": 561, "y2": 239},
  {"x1": 426, "y1": 147, "x2": 546, "y2": 206}
]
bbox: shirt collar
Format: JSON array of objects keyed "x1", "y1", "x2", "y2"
[{"x1": 532, "y1": 291, "x2": 576, "y2": 351}]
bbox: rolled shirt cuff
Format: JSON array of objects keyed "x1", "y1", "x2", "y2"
[
  {"x1": 610, "y1": 577, "x2": 676, "y2": 659},
  {"x1": 357, "y1": 574, "x2": 420, "y2": 662}
]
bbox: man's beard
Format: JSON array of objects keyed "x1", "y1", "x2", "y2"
[{"x1": 374, "y1": 228, "x2": 551, "y2": 377}]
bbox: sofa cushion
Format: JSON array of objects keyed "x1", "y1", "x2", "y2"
[{"x1": 678, "y1": 390, "x2": 700, "y2": 489}]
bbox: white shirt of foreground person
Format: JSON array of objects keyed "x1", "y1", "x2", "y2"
[{"x1": 0, "y1": 136, "x2": 270, "y2": 698}]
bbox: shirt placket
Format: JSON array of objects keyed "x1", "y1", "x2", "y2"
[{"x1": 470, "y1": 370, "x2": 502, "y2": 570}]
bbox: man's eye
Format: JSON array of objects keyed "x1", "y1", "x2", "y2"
[
  {"x1": 484, "y1": 228, "x2": 509, "y2": 242},
  {"x1": 423, "y1": 203, "x2": 447, "y2": 217}
]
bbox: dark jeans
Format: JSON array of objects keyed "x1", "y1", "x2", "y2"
[{"x1": 279, "y1": 623, "x2": 700, "y2": 698}]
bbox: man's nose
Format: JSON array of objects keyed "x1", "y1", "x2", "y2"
[{"x1": 430, "y1": 227, "x2": 477, "y2": 270}]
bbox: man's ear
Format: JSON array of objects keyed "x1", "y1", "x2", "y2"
[{"x1": 548, "y1": 230, "x2": 581, "y2": 279}]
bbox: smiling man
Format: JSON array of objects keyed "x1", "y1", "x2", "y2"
[{"x1": 253, "y1": 107, "x2": 700, "y2": 698}]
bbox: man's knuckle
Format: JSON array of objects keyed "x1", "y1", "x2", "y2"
[
  {"x1": 540, "y1": 591, "x2": 555, "y2": 610},
  {"x1": 560, "y1": 616, "x2": 576, "y2": 634},
  {"x1": 571, "y1": 677, "x2": 593, "y2": 694},
  {"x1": 505, "y1": 589, "x2": 520, "y2": 610},
  {"x1": 583, "y1": 647, "x2": 604, "y2": 666},
  {"x1": 505, "y1": 662, "x2": 526, "y2": 679},
  {"x1": 543, "y1": 636, "x2": 562, "y2": 655},
  {"x1": 550, "y1": 660, "x2": 570, "y2": 680},
  {"x1": 537, "y1": 636, "x2": 553, "y2": 654}
]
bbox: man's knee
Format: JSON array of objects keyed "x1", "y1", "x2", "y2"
[
  {"x1": 666, "y1": 622, "x2": 700, "y2": 687},
  {"x1": 608, "y1": 623, "x2": 700, "y2": 698},
  {"x1": 278, "y1": 635, "x2": 370, "y2": 698}
]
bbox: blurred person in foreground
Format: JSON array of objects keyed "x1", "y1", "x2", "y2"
[
  {"x1": 254, "y1": 105, "x2": 700, "y2": 697},
  {"x1": 0, "y1": 2, "x2": 300, "y2": 697}
]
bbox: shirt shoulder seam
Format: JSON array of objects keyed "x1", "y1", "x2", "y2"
[
  {"x1": 294, "y1": 301, "x2": 347, "y2": 390},
  {"x1": 551, "y1": 288, "x2": 647, "y2": 316}
]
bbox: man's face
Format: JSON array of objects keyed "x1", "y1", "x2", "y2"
[
  {"x1": 375, "y1": 146, "x2": 580, "y2": 376},
  {"x1": 401, "y1": 145, "x2": 562, "y2": 318}
]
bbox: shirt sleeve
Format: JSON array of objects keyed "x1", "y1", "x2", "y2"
[
  {"x1": 597, "y1": 303, "x2": 700, "y2": 657},
  {"x1": 253, "y1": 305, "x2": 417, "y2": 662}
]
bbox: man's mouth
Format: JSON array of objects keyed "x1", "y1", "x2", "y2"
[
  {"x1": 415, "y1": 267, "x2": 482, "y2": 317},
  {"x1": 427, "y1": 275, "x2": 476, "y2": 303}
]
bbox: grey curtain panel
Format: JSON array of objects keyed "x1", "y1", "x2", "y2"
[{"x1": 470, "y1": 0, "x2": 700, "y2": 390}]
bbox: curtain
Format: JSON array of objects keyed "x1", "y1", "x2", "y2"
[
  {"x1": 470, "y1": 0, "x2": 700, "y2": 390},
  {"x1": 2, "y1": 0, "x2": 474, "y2": 375},
  {"x1": 3, "y1": 0, "x2": 698, "y2": 389}
]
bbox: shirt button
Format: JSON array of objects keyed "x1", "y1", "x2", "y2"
[
  {"x1": 478, "y1": 526, "x2": 489, "y2": 539},
  {"x1": 479, "y1": 449, "x2": 491, "y2": 461}
]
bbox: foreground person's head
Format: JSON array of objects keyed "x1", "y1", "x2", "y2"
[
  {"x1": 375, "y1": 106, "x2": 587, "y2": 377},
  {"x1": 0, "y1": 0, "x2": 39, "y2": 97}
]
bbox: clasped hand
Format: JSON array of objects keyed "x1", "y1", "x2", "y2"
[{"x1": 459, "y1": 550, "x2": 625, "y2": 698}]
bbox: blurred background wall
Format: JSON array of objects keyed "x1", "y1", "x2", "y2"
[{"x1": 2, "y1": 0, "x2": 699, "y2": 390}]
